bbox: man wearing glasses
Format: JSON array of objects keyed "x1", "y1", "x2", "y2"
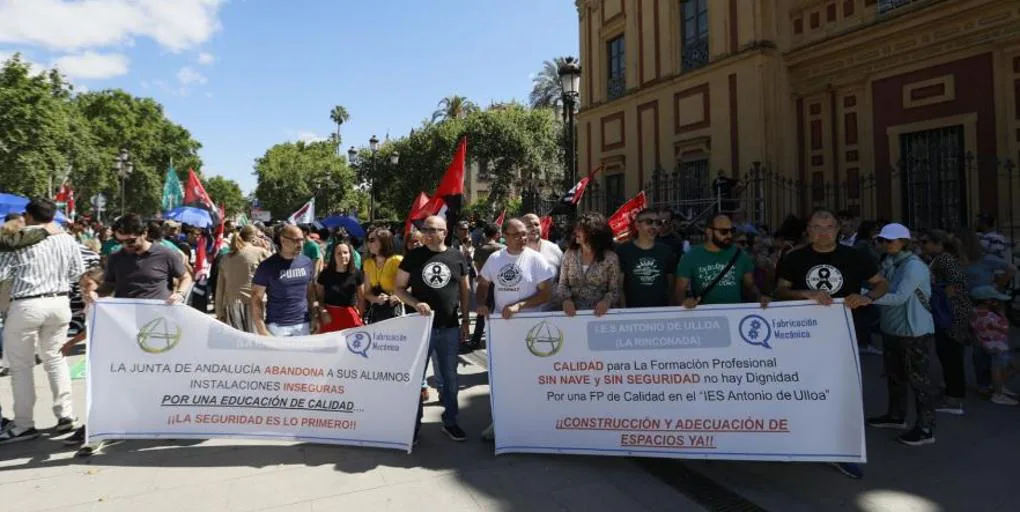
[
  {"x1": 617, "y1": 209, "x2": 676, "y2": 308},
  {"x1": 474, "y1": 218, "x2": 556, "y2": 440},
  {"x1": 251, "y1": 224, "x2": 317, "y2": 337},
  {"x1": 394, "y1": 216, "x2": 471, "y2": 443},
  {"x1": 74, "y1": 213, "x2": 192, "y2": 454},
  {"x1": 774, "y1": 208, "x2": 888, "y2": 480},
  {"x1": 676, "y1": 213, "x2": 766, "y2": 308}
]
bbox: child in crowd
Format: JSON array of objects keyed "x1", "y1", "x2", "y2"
[{"x1": 970, "y1": 285, "x2": 1018, "y2": 405}]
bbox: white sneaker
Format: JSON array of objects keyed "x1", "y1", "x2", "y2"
[
  {"x1": 1003, "y1": 389, "x2": 1018, "y2": 399},
  {"x1": 481, "y1": 423, "x2": 494, "y2": 441},
  {"x1": 990, "y1": 393, "x2": 1018, "y2": 406}
]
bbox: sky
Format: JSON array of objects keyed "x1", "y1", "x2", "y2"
[{"x1": 0, "y1": 0, "x2": 580, "y2": 194}]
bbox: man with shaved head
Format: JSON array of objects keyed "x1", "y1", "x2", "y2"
[
  {"x1": 394, "y1": 215, "x2": 471, "y2": 443},
  {"x1": 475, "y1": 217, "x2": 556, "y2": 440},
  {"x1": 522, "y1": 213, "x2": 563, "y2": 269},
  {"x1": 250, "y1": 224, "x2": 318, "y2": 337}
]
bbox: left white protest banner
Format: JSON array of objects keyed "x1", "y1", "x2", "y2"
[{"x1": 87, "y1": 299, "x2": 431, "y2": 452}]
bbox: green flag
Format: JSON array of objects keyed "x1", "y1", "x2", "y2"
[
  {"x1": 162, "y1": 165, "x2": 184, "y2": 212},
  {"x1": 236, "y1": 213, "x2": 250, "y2": 226}
]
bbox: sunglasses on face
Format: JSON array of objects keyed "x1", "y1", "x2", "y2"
[
  {"x1": 116, "y1": 236, "x2": 138, "y2": 245},
  {"x1": 638, "y1": 219, "x2": 664, "y2": 226},
  {"x1": 709, "y1": 227, "x2": 734, "y2": 235}
]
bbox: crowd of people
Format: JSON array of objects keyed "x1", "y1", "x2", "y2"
[{"x1": 0, "y1": 196, "x2": 1017, "y2": 481}]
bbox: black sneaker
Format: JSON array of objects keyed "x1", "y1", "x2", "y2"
[
  {"x1": 897, "y1": 427, "x2": 935, "y2": 446},
  {"x1": 0, "y1": 426, "x2": 40, "y2": 445},
  {"x1": 0, "y1": 366, "x2": 9, "y2": 377},
  {"x1": 828, "y1": 462, "x2": 863, "y2": 479},
  {"x1": 0, "y1": 417, "x2": 12, "y2": 432},
  {"x1": 75, "y1": 440, "x2": 109, "y2": 457},
  {"x1": 64, "y1": 426, "x2": 86, "y2": 446},
  {"x1": 866, "y1": 415, "x2": 907, "y2": 429},
  {"x1": 441, "y1": 424, "x2": 467, "y2": 442},
  {"x1": 55, "y1": 417, "x2": 79, "y2": 433}
]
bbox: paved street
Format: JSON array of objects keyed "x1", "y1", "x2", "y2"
[
  {"x1": 4, "y1": 330, "x2": 1019, "y2": 511},
  {"x1": 0, "y1": 353, "x2": 705, "y2": 512}
]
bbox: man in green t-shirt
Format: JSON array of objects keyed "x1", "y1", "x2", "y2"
[
  {"x1": 300, "y1": 226, "x2": 324, "y2": 274},
  {"x1": 675, "y1": 213, "x2": 768, "y2": 307}
]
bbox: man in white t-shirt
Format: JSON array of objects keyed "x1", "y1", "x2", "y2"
[
  {"x1": 476, "y1": 218, "x2": 556, "y2": 440},
  {"x1": 522, "y1": 213, "x2": 563, "y2": 270}
]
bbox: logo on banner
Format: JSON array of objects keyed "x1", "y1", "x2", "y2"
[
  {"x1": 422, "y1": 262, "x2": 452, "y2": 288},
  {"x1": 738, "y1": 314, "x2": 773, "y2": 349},
  {"x1": 136, "y1": 317, "x2": 182, "y2": 354},
  {"x1": 525, "y1": 321, "x2": 563, "y2": 357},
  {"x1": 345, "y1": 331, "x2": 372, "y2": 358}
]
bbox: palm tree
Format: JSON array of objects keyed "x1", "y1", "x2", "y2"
[
  {"x1": 431, "y1": 95, "x2": 478, "y2": 123},
  {"x1": 329, "y1": 105, "x2": 350, "y2": 153},
  {"x1": 529, "y1": 57, "x2": 576, "y2": 110}
]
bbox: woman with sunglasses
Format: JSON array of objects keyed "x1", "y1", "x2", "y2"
[
  {"x1": 315, "y1": 241, "x2": 365, "y2": 332},
  {"x1": 363, "y1": 228, "x2": 405, "y2": 323}
]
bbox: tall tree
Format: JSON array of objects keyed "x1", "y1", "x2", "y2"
[
  {"x1": 529, "y1": 57, "x2": 577, "y2": 110},
  {"x1": 253, "y1": 139, "x2": 356, "y2": 219},
  {"x1": 201, "y1": 176, "x2": 247, "y2": 216},
  {"x1": 74, "y1": 90, "x2": 202, "y2": 216},
  {"x1": 431, "y1": 95, "x2": 479, "y2": 123},
  {"x1": 329, "y1": 105, "x2": 349, "y2": 152},
  {"x1": 0, "y1": 54, "x2": 94, "y2": 199}
]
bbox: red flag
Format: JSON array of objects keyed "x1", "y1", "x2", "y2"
[
  {"x1": 184, "y1": 169, "x2": 216, "y2": 211},
  {"x1": 608, "y1": 191, "x2": 647, "y2": 242},
  {"x1": 435, "y1": 137, "x2": 466, "y2": 198},
  {"x1": 540, "y1": 216, "x2": 553, "y2": 240},
  {"x1": 405, "y1": 192, "x2": 431, "y2": 236},
  {"x1": 194, "y1": 233, "x2": 208, "y2": 280},
  {"x1": 54, "y1": 179, "x2": 75, "y2": 220},
  {"x1": 494, "y1": 209, "x2": 506, "y2": 227}
]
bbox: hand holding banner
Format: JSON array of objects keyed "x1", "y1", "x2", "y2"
[
  {"x1": 487, "y1": 301, "x2": 865, "y2": 462},
  {"x1": 87, "y1": 299, "x2": 432, "y2": 452}
]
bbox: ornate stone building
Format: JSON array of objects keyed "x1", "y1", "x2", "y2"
[{"x1": 575, "y1": 0, "x2": 1020, "y2": 230}]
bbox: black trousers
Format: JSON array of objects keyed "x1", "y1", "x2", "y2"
[
  {"x1": 934, "y1": 329, "x2": 966, "y2": 399},
  {"x1": 883, "y1": 335, "x2": 936, "y2": 430}
]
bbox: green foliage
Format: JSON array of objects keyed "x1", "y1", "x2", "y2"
[
  {"x1": 0, "y1": 53, "x2": 203, "y2": 217},
  {"x1": 329, "y1": 105, "x2": 349, "y2": 147},
  {"x1": 202, "y1": 175, "x2": 247, "y2": 216},
  {"x1": 530, "y1": 57, "x2": 573, "y2": 110},
  {"x1": 431, "y1": 95, "x2": 479, "y2": 123},
  {"x1": 253, "y1": 139, "x2": 356, "y2": 219},
  {"x1": 366, "y1": 103, "x2": 564, "y2": 219}
]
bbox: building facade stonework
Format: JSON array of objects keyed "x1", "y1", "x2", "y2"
[{"x1": 575, "y1": 0, "x2": 1020, "y2": 231}]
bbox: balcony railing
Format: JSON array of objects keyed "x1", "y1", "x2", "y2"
[
  {"x1": 682, "y1": 37, "x2": 709, "y2": 71},
  {"x1": 607, "y1": 75, "x2": 626, "y2": 101}
]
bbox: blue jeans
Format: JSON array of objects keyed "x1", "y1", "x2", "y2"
[{"x1": 416, "y1": 327, "x2": 460, "y2": 434}]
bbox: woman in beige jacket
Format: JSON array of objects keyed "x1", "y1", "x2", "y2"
[{"x1": 215, "y1": 225, "x2": 271, "y2": 332}]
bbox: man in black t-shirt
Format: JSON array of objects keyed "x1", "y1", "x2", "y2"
[
  {"x1": 618, "y1": 209, "x2": 676, "y2": 308},
  {"x1": 394, "y1": 216, "x2": 471, "y2": 443},
  {"x1": 774, "y1": 209, "x2": 888, "y2": 481}
]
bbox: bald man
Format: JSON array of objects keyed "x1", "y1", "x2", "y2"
[
  {"x1": 394, "y1": 215, "x2": 471, "y2": 442},
  {"x1": 251, "y1": 224, "x2": 319, "y2": 337}
]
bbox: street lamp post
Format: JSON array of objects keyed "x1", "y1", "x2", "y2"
[
  {"x1": 349, "y1": 137, "x2": 399, "y2": 222},
  {"x1": 113, "y1": 148, "x2": 134, "y2": 216},
  {"x1": 558, "y1": 57, "x2": 582, "y2": 196}
]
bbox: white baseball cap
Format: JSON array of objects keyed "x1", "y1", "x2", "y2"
[{"x1": 876, "y1": 223, "x2": 911, "y2": 241}]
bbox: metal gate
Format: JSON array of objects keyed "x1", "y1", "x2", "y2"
[{"x1": 899, "y1": 126, "x2": 967, "y2": 231}]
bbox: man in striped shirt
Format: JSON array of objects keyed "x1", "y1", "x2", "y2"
[{"x1": 0, "y1": 198, "x2": 85, "y2": 444}]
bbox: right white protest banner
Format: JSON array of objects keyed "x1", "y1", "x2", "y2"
[{"x1": 487, "y1": 300, "x2": 866, "y2": 462}]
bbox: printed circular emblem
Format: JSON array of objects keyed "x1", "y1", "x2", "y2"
[
  {"x1": 805, "y1": 264, "x2": 844, "y2": 294},
  {"x1": 526, "y1": 320, "x2": 564, "y2": 357},
  {"x1": 422, "y1": 262, "x2": 452, "y2": 288},
  {"x1": 496, "y1": 262, "x2": 523, "y2": 287},
  {"x1": 137, "y1": 317, "x2": 182, "y2": 354},
  {"x1": 345, "y1": 331, "x2": 372, "y2": 358},
  {"x1": 738, "y1": 314, "x2": 773, "y2": 349}
]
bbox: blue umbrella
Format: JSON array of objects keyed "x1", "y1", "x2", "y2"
[
  {"x1": 165, "y1": 206, "x2": 214, "y2": 228},
  {"x1": 0, "y1": 193, "x2": 69, "y2": 223},
  {"x1": 320, "y1": 214, "x2": 365, "y2": 238}
]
